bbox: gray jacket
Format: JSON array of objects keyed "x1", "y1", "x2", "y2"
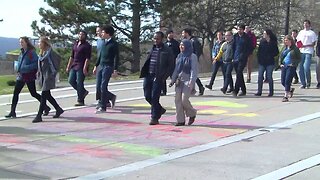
[{"x1": 38, "y1": 48, "x2": 56, "y2": 91}]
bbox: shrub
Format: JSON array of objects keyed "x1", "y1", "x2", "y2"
[{"x1": 7, "y1": 80, "x2": 16, "y2": 86}]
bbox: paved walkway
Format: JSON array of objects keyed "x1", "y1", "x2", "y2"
[{"x1": 0, "y1": 71, "x2": 320, "y2": 179}]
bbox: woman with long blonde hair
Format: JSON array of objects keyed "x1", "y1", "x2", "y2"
[{"x1": 33, "y1": 37, "x2": 64, "y2": 123}]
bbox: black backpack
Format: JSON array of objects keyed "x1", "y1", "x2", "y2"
[
  {"x1": 190, "y1": 37, "x2": 203, "y2": 58},
  {"x1": 50, "y1": 50, "x2": 62, "y2": 72}
]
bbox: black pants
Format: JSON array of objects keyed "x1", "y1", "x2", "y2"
[
  {"x1": 37, "y1": 90, "x2": 61, "y2": 117},
  {"x1": 10, "y1": 80, "x2": 43, "y2": 113},
  {"x1": 208, "y1": 61, "x2": 224, "y2": 86},
  {"x1": 233, "y1": 60, "x2": 247, "y2": 94}
]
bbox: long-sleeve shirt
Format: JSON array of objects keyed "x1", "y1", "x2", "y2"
[
  {"x1": 215, "y1": 40, "x2": 234, "y2": 63},
  {"x1": 71, "y1": 40, "x2": 92, "y2": 70}
]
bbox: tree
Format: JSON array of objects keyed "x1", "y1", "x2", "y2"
[
  {"x1": 31, "y1": 0, "x2": 161, "y2": 73},
  {"x1": 160, "y1": 0, "x2": 294, "y2": 57}
]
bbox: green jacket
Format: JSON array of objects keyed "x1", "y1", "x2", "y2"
[{"x1": 278, "y1": 45, "x2": 301, "y2": 67}]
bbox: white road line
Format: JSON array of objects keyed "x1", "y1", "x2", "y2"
[
  {"x1": 253, "y1": 154, "x2": 320, "y2": 180},
  {"x1": 76, "y1": 112, "x2": 320, "y2": 180},
  {"x1": 0, "y1": 86, "x2": 143, "y2": 106},
  {"x1": 0, "y1": 92, "x2": 175, "y2": 121},
  {"x1": 0, "y1": 80, "x2": 144, "y2": 98}
]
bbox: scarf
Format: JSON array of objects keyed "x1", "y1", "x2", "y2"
[{"x1": 177, "y1": 39, "x2": 193, "y2": 74}]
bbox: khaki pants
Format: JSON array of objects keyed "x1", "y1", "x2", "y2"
[{"x1": 174, "y1": 82, "x2": 197, "y2": 123}]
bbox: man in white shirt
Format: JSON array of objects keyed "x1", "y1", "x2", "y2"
[{"x1": 296, "y1": 20, "x2": 317, "y2": 88}]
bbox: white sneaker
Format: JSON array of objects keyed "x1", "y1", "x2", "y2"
[{"x1": 95, "y1": 107, "x2": 106, "y2": 114}]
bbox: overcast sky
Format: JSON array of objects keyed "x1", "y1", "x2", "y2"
[{"x1": 0, "y1": 0, "x2": 49, "y2": 38}]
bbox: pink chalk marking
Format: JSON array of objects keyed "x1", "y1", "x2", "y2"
[
  {"x1": 0, "y1": 134, "x2": 23, "y2": 144},
  {"x1": 68, "y1": 145, "x2": 123, "y2": 158}
]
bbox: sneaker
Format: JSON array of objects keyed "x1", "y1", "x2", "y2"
[
  {"x1": 292, "y1": 79, "x2": 299, "y2": 84},
  {"x1": 254, "y1": 93, "x2": 261, "y2": 96},
  {"x1": 111, "y1": 95, "x2": 117, "y2": 108},
  {"x1": 282, "y1": 97, "x2": 289, "y2": 102},
  {"x1": 205, "y1": 85, "x2": 212, "y2": 90},
  {"x1": 306, "y1": 83, "x2": 311, "y2": 89},
  {"x1": 299, "y1": 85, "x2": 306, "y2": 89},
  {"x1": 95, "y1": 107, "x2": 106, "y2": 114}
]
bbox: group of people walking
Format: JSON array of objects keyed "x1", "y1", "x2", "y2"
[{"x1": 4, "y1": 20, "x2": 319, "y2": 126}]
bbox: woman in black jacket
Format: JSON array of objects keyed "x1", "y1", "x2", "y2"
[{"x1": 255, "y1": 29, "x2": 279, "y2": 97}]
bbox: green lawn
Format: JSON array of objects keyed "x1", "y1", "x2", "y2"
[
  {"x1": 0, "y1": 75, "x2": 16, "y2": 95},
  {"x1": 0, "y1": 73, "x2": 141, "y2": 96}
]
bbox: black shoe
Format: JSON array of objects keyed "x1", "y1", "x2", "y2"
[
  {"x1": 268, "y1": 93, "x2": 273, "y2": 97},
  {"x1": 238, "y1": 92, "x2": 246, "y2": 96},
  {"x1": 111, "y1": 95, "x2": 117, "y2": 108},
  {"x1": 220, "y1": 88, "x2": 226, "y2": 94},
  {"x1": 160, "y1": 92, "x2": 167, "y2": 96},
  {"x1": 53, "y1": 109, "x2": 64, "y2": 118},
  {"x1": 5, "y1": 112, "x2": 16, "y2": 118},
  {"x1": 246, "y1": 79, "x2": 251, "y2": 83},
  {"x1": 174, "y1": 122, "x2": 185, "y2": 126},
  {"x1": 226, "y1": 89, "x2": 233, "y2": 93},
  {"x1": 75, "y1": 102, "x2": 85, "y2": 106},
  {"x1": 205, "y1": 85, "x2": 212, "y2": 90},
  {"x1": 293, "y1": 79, "x2": 299, "y2": 84},
  {"x1": 232, "y1": 92, "x2": 238, "y2": 97},
  {"x1": 83, "y1": 90, "x2": 89, "y2": 100},
  {"x1": 317, "y1": 83, "x2": 320, "y2": 89},
  {"x1": 161, "y1": 108, "x2": 166, "y2": 115},
  {"x1": 289, "y1": 88, "x2": 295, "y2": 98},
  {"x1": 199, "y1": 86, "x2": 205, "y2": 96},
  {"x1": 32, "y1": 116, "x2": 42, "y2": 123},
  {"x1": 43, "y1": 106, "x2": 51, "y2": 116},
  {"x1": 188, "y1": 116, "x2": 196, "y2": 125},
  {"x1": 254, "y1": 93, "x2": 261, "y2": 96},
  {"x1": 149, "y1": 119, "x2": 159, "y2": 125}
]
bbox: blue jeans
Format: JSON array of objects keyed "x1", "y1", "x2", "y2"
[
  {"x1": 281, "y1": 66, "x2": 296, "y2": 92},
  {"x1": 143, "y1": 74, "x2": 163, "y2": 120},
  {"x1": 96, "y1": 65, "x2": 115, "y2": 109},
  {"x1": 257, "y1": 64, "x2": 274, "y2": 95},
  {"x1": 222, "y1": 63, "x2": 233, "y2": 91},
  {"x1": 299, "y1": 53, "x2": 312, "y2": 87},
  {"x1": 68, "y1": 68, "x2": 86, "y2": 103}
]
